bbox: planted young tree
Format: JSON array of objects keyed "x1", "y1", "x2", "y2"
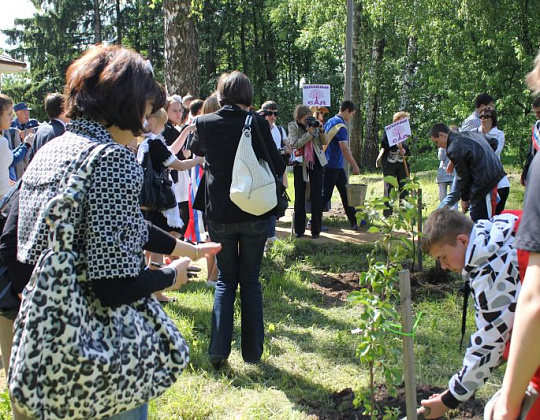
[{"x1": 348, "y1": 175, "x2": 422, "y2": 419}]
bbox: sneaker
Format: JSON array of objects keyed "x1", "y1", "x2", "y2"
[
  {"x1": 351, "y1": 225, "x2": 359, "y2": 231},
  {"x1": 295, "y1": 233, "x2": 304, "y2": 238},
  {"x1": 206, "y1": 280, "x2": 217, "y2": 288},
  {"x1": 267, "y1": 236, "x2": 279, "y2": 244},
  {"x1": 311, "y1": 234, "x2": 320, "y2": 239}
]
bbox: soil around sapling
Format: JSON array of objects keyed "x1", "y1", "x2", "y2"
[
  {"x1": 301, "y1": 384, "x2": 484, "y2": 419},
  {"x1": 409, "y1": 265, "x2": 461, "y2": 300},
  {"x1": 311, "y1": 272, "x2": 361, "y2": 307}
]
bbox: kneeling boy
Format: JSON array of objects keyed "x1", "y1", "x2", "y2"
[{"x1": 419, "y1": 207, "x2": 521, "y2": 418}]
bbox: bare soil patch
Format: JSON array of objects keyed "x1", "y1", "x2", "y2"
[
  {"x1": 312, "y1": 272, "x2": 361, "y2": 306},
  {"x1": 301, "y1": 384, "x2": 484, "y2": 419}
]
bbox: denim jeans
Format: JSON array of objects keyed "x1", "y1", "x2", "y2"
[
  {"x1": 438, "y1": 175, "x2": 460, "y2": 209},
  {"x1": 101, "y1": 404, "x2": 148, "y2": 420},
  {"x1": 321, "y1": 167, "x2": 357, "y2": 227},
  {"x1": 208, "y1": 219, "x2": 268, "y2": 362}
]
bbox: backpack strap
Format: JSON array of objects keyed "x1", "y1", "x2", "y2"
[
  {"x1": 277, "y1": 126, "x2": 285, "y2": 147},
  {"x1": 460, "y1": 280, "x2": 471, "y2": 352}
]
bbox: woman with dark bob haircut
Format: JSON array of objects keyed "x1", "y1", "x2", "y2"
[
  {"x1": 192, "y1": 71, "x2": 285, "y2": 368},
  {"x1": 11, "y1": 45, "x2": 220, "y2": 419}
]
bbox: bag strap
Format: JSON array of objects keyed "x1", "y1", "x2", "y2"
[
  {"x1": 278, "y1": 126, "x2": 285, "y2": 146},
  {"x1": 325, "y1": 123, "x2": 346, "y2": 144},
  {"x1": 250, "y1": 113, "x2": 279, "y2": 180},
  {"x1": 459, "y1": 280, "x2": 470, "y2": 352}
]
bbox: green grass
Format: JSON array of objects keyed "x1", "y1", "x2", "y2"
[{"x1": 3, "y1": 160, "x2": 524, "y2": 419}]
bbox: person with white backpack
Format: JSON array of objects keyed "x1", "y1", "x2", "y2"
[{"x1": 191, "y1": 71, "x2": 285, "y2": 369}]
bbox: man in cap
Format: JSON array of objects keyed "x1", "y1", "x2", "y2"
[{"x1": 11, "y1": 102, "x2": 39, "y2": 135}]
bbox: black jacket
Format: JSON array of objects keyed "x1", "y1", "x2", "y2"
[
  {"x1": 30, "y1": 119, "x2": 66, "y2": 160},
  {"x1": 446, "y1": 131, "x2": 505, "y2": 204},
  {"x1": 195, "y1": 106, "x2": 286, "y2": 224}
]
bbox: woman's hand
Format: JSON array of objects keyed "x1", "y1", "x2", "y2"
[
  {"x1": 163, "y1": 257, "x2": 191, "y2": 291},
  {"x1": 195, "y1": 242, "x2": 222, "y2": 260},
  {"x1": 194, "y1": 156, "x2": 205, "y2": 165}
]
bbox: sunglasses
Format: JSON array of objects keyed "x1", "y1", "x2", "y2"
[
  {"x1": 265, "y1": 111, "x2": 278, "y2": 116},
  {"x1": 479, "y1": 114, "x2": 492, "y2": 119}
]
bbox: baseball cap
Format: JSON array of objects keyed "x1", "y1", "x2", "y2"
[{"x1": 14, "y1": 102, "x2": 31, "y2": 112}]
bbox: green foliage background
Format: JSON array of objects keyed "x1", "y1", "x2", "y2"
[{"x1": 2, "y1": 0, "x2": 540, "y2": 166}]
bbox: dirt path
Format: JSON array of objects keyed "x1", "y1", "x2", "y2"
[{"x1": 273, "y1": 208, "x2": 381, "y2": 245}]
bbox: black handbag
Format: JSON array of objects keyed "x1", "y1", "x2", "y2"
[
  {"x1": 139, "y1": 140, "x2": 177, "y2": 211},
  {"x1": 251, "y1": 115, "x2": 290, "y2": 218},
  {"x1": 0, "y1": 179, "x2": 23, "y2": 319},
  {"x1": 0, "y1": 265, "x2": 20, "y2": 319}
]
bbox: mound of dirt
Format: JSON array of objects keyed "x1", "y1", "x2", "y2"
[
  {"x1": 410, "y1": 266, "x2": 460, "y2": 300},
  {"x1": 312, "y1": 272, "x2": 361, "y2": 306},
  {"x1": 302, "y1": 384, "x2": 484, "y2": 419}
]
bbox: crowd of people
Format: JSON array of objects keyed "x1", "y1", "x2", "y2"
[{"x1": 0, "y1": 41, "x2": 540, "y2": 419}]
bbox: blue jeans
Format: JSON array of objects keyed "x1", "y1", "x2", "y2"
[
  {"x1": 105, "y1": 404, "x2": 148, "y2": 420},
  {"x1": 208, "y1": 219, "x2": 268, "y2": 362},
  {"x1": 438, "y1": 175, "x2": 460, "y2": 209}
]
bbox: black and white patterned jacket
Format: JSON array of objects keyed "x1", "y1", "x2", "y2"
[
  {"x1": 444, "y1": 213, "x2": 521, "y2": 408},
  {"x1": 18, "y1": 117, "x2": 148, "y2": 279}
]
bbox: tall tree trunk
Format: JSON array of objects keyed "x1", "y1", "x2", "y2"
[
  {"x1": 351, "y1": 0, "x2": 365, "y2": 168},
  {"x1": 362, "y1": 37, "x2": 386, "y2": 170},
  {"x1": 116, "y1": 0, "x2": 122, "y2": 44},
  {"x1": 93, "y1": 0, "x2": 102, "y2": 43},
  {"x1": 164, "y1": 0, "x2": 199, "y2": 96},
  {"x1": 399, "y1": 36, "x2": 417, "y2": 111}
]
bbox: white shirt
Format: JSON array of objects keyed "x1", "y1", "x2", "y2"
[
  {"x1": 270, "y1": 125, "x2": 287, "y2": 150},
  {"x1": 0, "y1": 136, "x2": 14, "y2": 196}
]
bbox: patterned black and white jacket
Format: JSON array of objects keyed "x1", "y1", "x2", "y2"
[
  {"x1": 443, "y1": 213, "x2": 521, "y2": 408},
  {"x1": 18, "y1": 117, "x2": 148, "y2": 278}
]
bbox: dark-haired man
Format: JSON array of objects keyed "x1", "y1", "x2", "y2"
[
  {"x1": 322, "y1": 100, "x2": 360, "y2": 230},
  {"x1": 31, "y1": 93, "x2": 69, "y2": 158},
  {"x1": 430, "y1": 123, "x2": 504, "y2": 222},
  {"x1": 460, "y1": 93, "x2": 494, "y2": 132}
]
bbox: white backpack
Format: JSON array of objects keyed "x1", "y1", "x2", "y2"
[{"x1": 230, "y1": 114, "x2": 277, "y2": 215}]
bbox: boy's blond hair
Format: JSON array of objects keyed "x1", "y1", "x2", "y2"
[
  {"x1": 421, "y1": 207, "x2": 474, "y2": 254},
  {"x1": 148, "y1": 108, "x2": 168, "y2": 127}
]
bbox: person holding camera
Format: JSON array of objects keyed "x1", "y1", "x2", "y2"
[
  {"x1": 260, "y1": 100, "x2": 289, "y2": 244},
  {"x1": 288, "y1": 105, "x2": 328, "y2": 239}
]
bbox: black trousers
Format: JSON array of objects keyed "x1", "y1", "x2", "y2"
[
  {"x1": 321, "y1": 167, "x2": 357, "y2": 227},
  {"x1": 294, "y1": 163, "x2": 324, "y2": 236},
  {"x1": 383, "y1": 161, "x2": 408, "y2": 217}
]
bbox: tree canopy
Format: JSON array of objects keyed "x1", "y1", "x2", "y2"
[{"x1": 2, "y1": 0, "x2": 540, "y2": 168}]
